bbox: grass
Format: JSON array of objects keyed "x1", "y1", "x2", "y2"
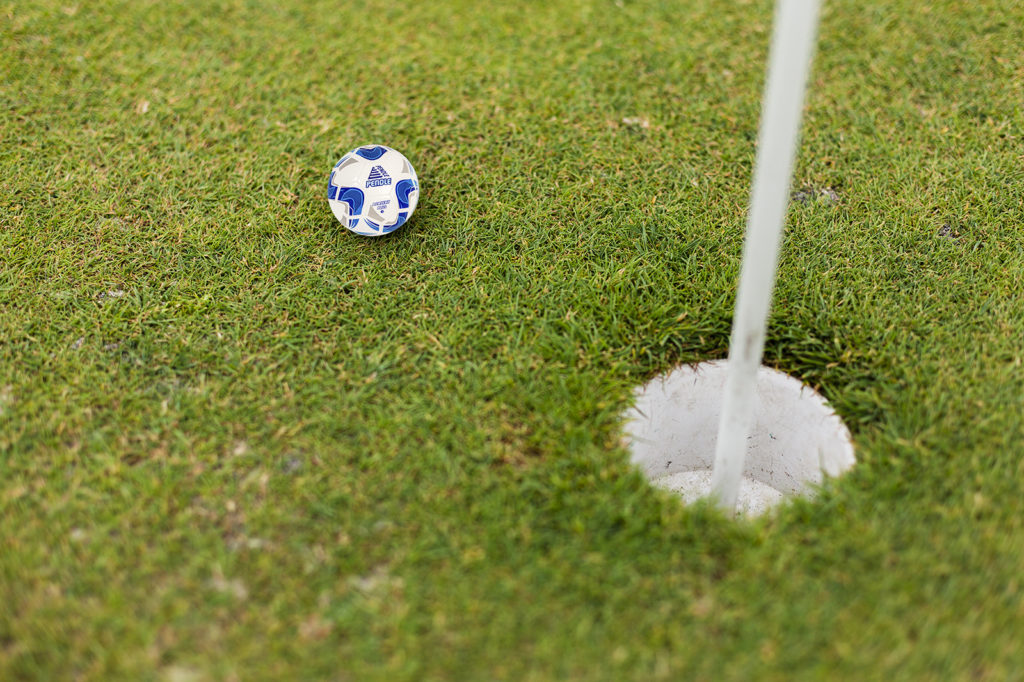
[{"x1": 2, "y1": 0, "x2": 1023, "y2": 679}]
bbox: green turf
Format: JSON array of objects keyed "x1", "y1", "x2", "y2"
[{"x1": 3, "y1": 0, "x2": 1024, "y2": 679}]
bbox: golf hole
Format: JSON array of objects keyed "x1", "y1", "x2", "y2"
[{"x1": 622, "y1": 360, "x2": 855, "y2": 516}]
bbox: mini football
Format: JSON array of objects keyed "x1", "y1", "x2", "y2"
[{"x1": 327, "y1": 145, "x2": 419, "y2": 237}]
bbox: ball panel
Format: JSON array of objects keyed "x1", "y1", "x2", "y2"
[
  {"x1": 381, "y1": 212, "x2": 408, "y2": 234},
  {"x1": 328, "y1": 199, "x2": 349, "y2": 225}
]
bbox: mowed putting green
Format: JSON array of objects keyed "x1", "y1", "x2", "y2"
[{"x1": 3, "y1": 0, "x2": 1023, "y2": 679}]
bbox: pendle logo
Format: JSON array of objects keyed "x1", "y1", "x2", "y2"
[{"x1": 366, "y1": 166, "x2": 392, "y2": 188}]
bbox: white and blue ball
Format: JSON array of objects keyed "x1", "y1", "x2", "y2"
[{"x1": 327, "y1": 145, "x2": 419, "y2": 237}]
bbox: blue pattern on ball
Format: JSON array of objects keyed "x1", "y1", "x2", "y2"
[
  {"x1": 395, "y1": 179, "x2": 417, "y2": 209},
  {"x1": 355, "y1": 146, "x2": 388, "y2": 160},
  {"x1": 334, "y1": 187, "x2": 364, "y2": 216}
]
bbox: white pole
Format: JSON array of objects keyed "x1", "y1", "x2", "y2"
[{"x1": 710, "y1": 0, "x2": 823, "y2": 513}]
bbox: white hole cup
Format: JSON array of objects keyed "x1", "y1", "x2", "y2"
[{"x1": 623, "y1": 361, "x2": 855, "y2": 516}]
